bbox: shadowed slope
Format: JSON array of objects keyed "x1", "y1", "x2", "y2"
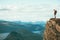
[{"x1": 4, "y1": 28, "x2": 42, "y2": 40}]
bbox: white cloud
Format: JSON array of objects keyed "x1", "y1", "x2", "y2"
[{"x1": 0, "y1": 1, "x2": 59, "y2": 22}]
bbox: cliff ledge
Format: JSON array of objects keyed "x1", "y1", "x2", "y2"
[{"x1": 44, "y1": 18, "x2": 60, "y2": 40}]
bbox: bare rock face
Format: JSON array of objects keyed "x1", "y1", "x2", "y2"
[{"x1": 44, "y1": 18, "x2": 60, "y2": 40}]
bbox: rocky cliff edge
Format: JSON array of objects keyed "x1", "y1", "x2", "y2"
[{"x1": 44, "y1": 18, "x2": 60, "y2": 40}]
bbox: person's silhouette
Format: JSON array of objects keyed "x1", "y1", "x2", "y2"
[{"x1": 54, "y1": 9, "x2": 57, "y2": 19}]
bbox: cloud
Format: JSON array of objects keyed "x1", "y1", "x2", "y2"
[
  {"x1": 0, "y1": 8, "x2": 10, "y2": 11},
  {"x1": 0, "y1": 2, "x2": 59, "y2": 21},
  {"x1": 0, "y1": 5, "x2": 18, "y2": 11}
]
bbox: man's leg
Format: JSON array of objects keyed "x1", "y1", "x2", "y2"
[{"x1": 54, "y1": 15, "x2": 56, "y2": 19}]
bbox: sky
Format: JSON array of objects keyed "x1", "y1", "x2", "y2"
[{"x1": 0, "y1": 0, "x2": 60, "y2": 22}]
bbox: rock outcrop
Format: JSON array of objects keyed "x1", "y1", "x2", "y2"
[{"x1": 44, "y1": 18, "x2": 60, "y2": 40}]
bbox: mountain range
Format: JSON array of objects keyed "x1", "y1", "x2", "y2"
[{"x1": 0, "y1": 20, "x2": 46, "y2": 40}]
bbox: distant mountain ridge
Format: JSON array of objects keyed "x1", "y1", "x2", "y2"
[
  {"x1": 0, "y1": 20, "x2": 46, "y2": 33},
  {"x1": 0, "y1": 20, "x2": 46, "y2": 40}
]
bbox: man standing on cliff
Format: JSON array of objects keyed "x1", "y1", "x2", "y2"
[{"x1": 54, "y1": 9, "x2": 57, "y2": 19}]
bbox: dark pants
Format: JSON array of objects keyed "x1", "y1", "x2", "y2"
[{"x1": 54, "y1": 15, "x2": 56, "y2": 18}]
